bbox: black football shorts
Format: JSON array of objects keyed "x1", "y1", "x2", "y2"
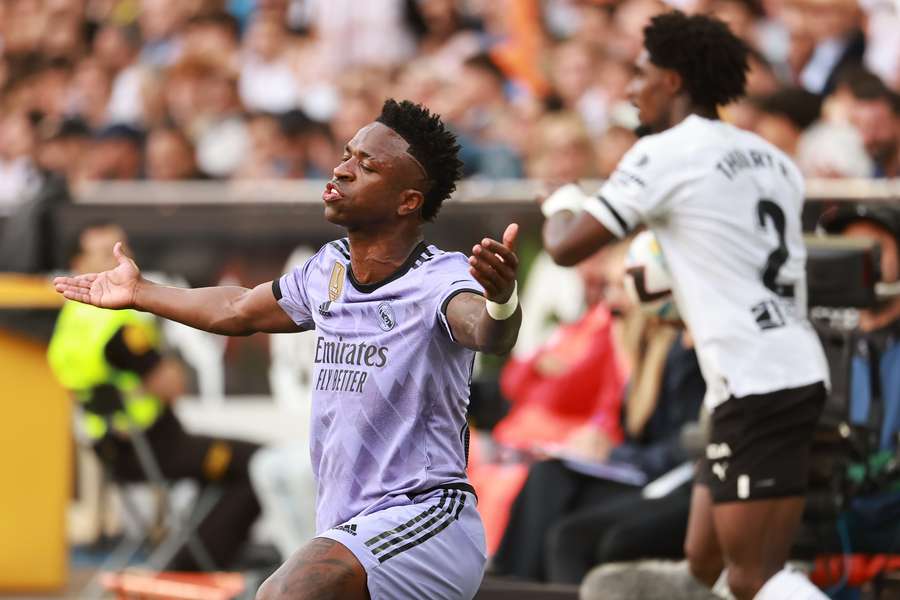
[{"x1": 697, "y1": 381, "x2": 826, "y2": 503}]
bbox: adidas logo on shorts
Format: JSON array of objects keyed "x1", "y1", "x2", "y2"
[{"x1": 333, "y1": 523, "x2": 358, "y2": 536}]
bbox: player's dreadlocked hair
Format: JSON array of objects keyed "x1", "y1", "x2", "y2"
[
  {"x1": 376, "y1": 99, "x2": 463, "y2": 221},
  {"x1": 644, "y1": 11, "x2": 750, "y2": 110}
]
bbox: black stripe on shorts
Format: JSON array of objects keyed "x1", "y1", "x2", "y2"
[
  {"x1": 378, "y1": 493, "x2": 467, "y2": 564},
  {"x1": 365, "y1": 491, "x2": 450, "y2": 548},
  {"x1": 370, "y1": 491, "x2": 458, "y2": 556}
]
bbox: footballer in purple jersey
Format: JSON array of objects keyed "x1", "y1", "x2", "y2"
[
  {"x1": 276, "y1": 238, "x2": 488, "y2": 535},
  {"x1": 54, "y1": 99, "x2": 521, "y2": 600}
]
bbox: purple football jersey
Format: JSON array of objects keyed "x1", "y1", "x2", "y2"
[{"x1": 275, "y1": 239, "x2": 484, "y2": 533}]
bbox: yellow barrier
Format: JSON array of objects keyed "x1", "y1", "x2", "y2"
[{"x1": 0, "y1": 276, "x2": 69, "y2": 592}]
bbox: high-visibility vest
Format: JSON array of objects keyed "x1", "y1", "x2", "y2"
[{"x1": 47, "y1": 301, "x2": 163, "y2": 440}]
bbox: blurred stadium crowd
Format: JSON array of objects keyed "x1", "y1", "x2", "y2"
[{"x1": 1, "y1": 0, "x2": 899, "y2": 217}]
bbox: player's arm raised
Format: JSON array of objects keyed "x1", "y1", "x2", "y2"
[
  {"x1": 446, "y1": 223, "x2": 522, "y2": 355},
  {"x1": 541, "y1": 184, "x2": 618, "y2": 266},
  {"x1": 54, "y1": 242, "x2": 303, "y2": 336}
]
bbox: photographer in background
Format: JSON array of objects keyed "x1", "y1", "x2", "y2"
[{"x1": 819, "y1": 205, "x2": 900, "y2": 556}]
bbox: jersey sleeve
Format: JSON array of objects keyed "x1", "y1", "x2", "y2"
[
  {"x1": 432, "y1": 253, "x2": 485, "y2": 344},
  {"x1": 582, "y1": 136, "x2": 677, "y2": 238},
  {"x1": 273, "y1": 248, "x2": 324, "y2": 329}
]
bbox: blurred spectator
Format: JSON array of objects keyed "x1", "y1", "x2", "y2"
[
  {"x1": 301, "y1": 117, "x2": 338, "y2": 177},
  {"x1": 146, "y1": 126, "x2": 205, "y2": 180},
  {"x1": 611, "y1": 0, "x2": 667, "y2": 60},
  {"x1": 75, "y1": 124, "x2": 144, "y2": 183},
  {"x1": 276, "y1": 109, "x2": 336, "y2": 179},
  {"x1": 477, "y1": 0, "x2": 551, "y2": 97},
  {"x1": 93, "y1": 24, "x2": 148, "y2": 126},
  {"x1": 445, "y1": 53, "x2": 523, "y2": 178},
  {"x1": 796, "y1": 121, "x2": 873, "y2": 177},
  {"x1": 2, "y1": 0, "x2": 47, "y2": 58},
  {"x1": 781, "y1": 0, "x2": 865, "y2": 95},
  {"x1": 330, "y1": 89, "x2": 382, "y2": 152},
  {"x1": 549, "y1": 41, "x2": 611, "y2": 135},
  {"x1": 549, "y1": 1, "x2": 614, "y2": 49},
  {"x1": 407, "y1": 0, "x2": 482, "y2": 72},
  {"x1": 192, "y1": 61, "x2": 249, "y2": 177},
  {"x1": 750, "y1": 87, "x2": 822, "y2": 156},
  {"x1": 239, "y1": 15, "x2": 301, "y2": 113},
  {"x1": 233, "y1": 112, "x2": 285, "y2": 179},
  {"x1": 308, "y1": 0, "x2": 417, "y2": 71},
  {"x1": 841, "y1": 68, "x2": 900, "y2": 177},
  {"x1": 860, "y1": 0, "x2": 900, "y2": 92},
  {"x1": 744, "y1": 49, "x2": 780, "y2": 96},
  {"x1": 0, "y1": 110, "x2": 40, "y2": 214},
  {"x1": 527, "y1": 112, "x2": 594, "y2": 182},
  {"x1": 181, "y1": 12, "x2": 241, "y2": 71},
  {"x1": 67, "y1": 57, "x2": 113, "y2": 130},
  {"x1": 493, "y1": 316, "x2": 705, "y2": 582},
  {"x1": 704, "y1": 0, "x2": 765, "y2": 45},
  {"x1": 35, "y1": 117, "x2": 91, "y2": 181},
  {"x1": 48, "y1": 222, "x2": 262, "y2": 571},
  {"x1": 42, "y1": 10, "x2": 88, "y2": 61},
  {"x1": 160, "y1": 57, "x2": 211, "y2": 134},
  {"x1": 32, "y1": 57, "x2": 74, "y2": 123},
  {"x1": 138, "y1": 0, "x2": 187, "y2": 68}
]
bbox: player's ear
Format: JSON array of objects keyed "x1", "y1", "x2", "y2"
[
  {"x1": 662, "y1": 69, "x2": 683, "y2": 96},
  {"x1": 397, "y1": 189, "x2": 424, "y2": 217}
]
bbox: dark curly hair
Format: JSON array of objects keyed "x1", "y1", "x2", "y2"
[
  {"x1": 376, "y1": 99, "x2": 463, "y2": 221},
  {"x1": 644, "y1": 11, "x2": 750, "y2": 110}
]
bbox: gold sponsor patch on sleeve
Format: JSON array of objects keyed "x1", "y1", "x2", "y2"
[{"x1": 329, "y1": 261, "x2": 345, "y2": 302}]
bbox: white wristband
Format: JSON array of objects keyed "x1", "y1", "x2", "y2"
[
  {"x1": 485, "y1": 282, "x2": 518, "y2": 320},
  {"x1": 540, "y1": 183, "x2": 587, "y2": 218}
]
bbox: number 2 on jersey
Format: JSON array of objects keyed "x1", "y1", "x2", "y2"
[{"x1": 756, "y1": 199, "x2": 790, "y2": 295}]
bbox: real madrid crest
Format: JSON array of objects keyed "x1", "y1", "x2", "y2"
[{"x1": 377, "y1": 302, "x2": 396, "y2": 331}]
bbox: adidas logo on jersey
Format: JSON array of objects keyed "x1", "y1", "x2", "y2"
[{"x1": 333, "y1": 523, "x2": 358, "y2": 536}]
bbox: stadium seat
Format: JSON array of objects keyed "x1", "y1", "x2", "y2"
[{"x1": 75, "y1": 396, "x2": 223, "y2": 598}]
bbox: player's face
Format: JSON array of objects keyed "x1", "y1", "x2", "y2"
[
  {"x1": 628, "y1": 51, "x2": 673, "y2": 133},
  {"x1": 323, "y1": 122, "x2": 425, "y2": 230}
]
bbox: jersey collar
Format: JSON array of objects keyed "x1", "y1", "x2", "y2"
[{"x1": 347, "y1": 241, "x2": 429, "y2": 294}]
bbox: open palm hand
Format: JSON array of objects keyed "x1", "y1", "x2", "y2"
[{"x1": 53, "y1": 242, "x2": 141, "y2": 309}]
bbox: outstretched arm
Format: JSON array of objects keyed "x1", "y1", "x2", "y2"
[
  {"x1": 541, "y1": 185, "x2": 617, "y2": 266},
  {"x1": 54, "y1": 242, "x2": 301, "y2": 335},
  {"x1": 134, "y1": 279, "x2": 301, "y2": 335},
  {"x1": 446, "y1": 223, "x2": 522, "y2": 355}
]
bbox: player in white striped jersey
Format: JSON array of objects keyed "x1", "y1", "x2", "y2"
[{"x1": 540, "y1": 12, "x2": 829, "y2": 600}]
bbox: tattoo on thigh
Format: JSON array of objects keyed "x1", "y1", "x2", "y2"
[{"x1": 271, "y1": 538, "x2": 365, "y2": 600}]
